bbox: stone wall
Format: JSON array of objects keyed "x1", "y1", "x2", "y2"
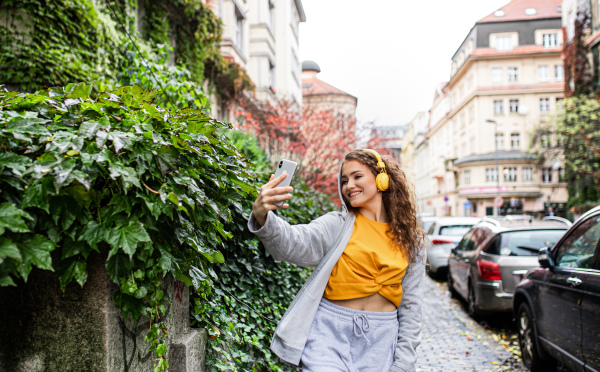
[{"x1": 0, "y1": 250, "x2": 206, "y2": 372}]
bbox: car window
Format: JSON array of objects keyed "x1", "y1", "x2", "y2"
[
  {"x1": 427, "y1": 223, "x2": 436, "y2": 235},
  {"x1": 463, "y1": 228, "x2": 483, "y2": 251},
  {"x1": 439, "y1": 225, "x2": 474, "y2": 236},
  {"x1": 555, "y1": 215, "x2": 600, "y2": 268},
  {"x1": 422, "y1": 220, "x2": 435, "y2": 232},
  {"x1": 456, "y1": 231, "x2": 474, "y2": 251},
  {"x1": 484, "y1": 230, "x2": 565, "y2": 256}
]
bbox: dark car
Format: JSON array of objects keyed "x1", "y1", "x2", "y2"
[
  {"x1": 448, "y1": 217, "x2": 569, "y2": 316},
  {"x1": 513, "y1": 206, "x2": 600, "y2": 372}
]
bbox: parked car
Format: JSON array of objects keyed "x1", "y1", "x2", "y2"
[
  {"x1": 447, "y1": 218, "x2": 570, "y2": 317},
  {"x1": 513, "y1": 206, "x2": 600, "y2": 372},
  {"x1": 425, "y1": 217, "x2": 481, "y2": 275},
  {"x1": 417, "y1": 213, "x2": 438, "y2": 234}
]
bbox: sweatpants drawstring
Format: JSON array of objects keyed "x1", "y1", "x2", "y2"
[{"x1": 353, "y1": 314, "x2": 371, "y2": 345}]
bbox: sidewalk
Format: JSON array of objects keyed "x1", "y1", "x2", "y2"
[{"x1": 416, "y1": 276, "x2": 522, "y2": 372}]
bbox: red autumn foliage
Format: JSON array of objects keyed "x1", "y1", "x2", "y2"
[{"x1": 235, "y1": 95, "x2": 366, "y2": 202}]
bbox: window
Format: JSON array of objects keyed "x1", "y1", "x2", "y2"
[
  {"x1": 559, "y1": 167, "x2": 565, "y2": 182},
  {"x1": 511, "y1": 133, "x2": 520, "y2": 149},
  {"x1": 267, "y1": 1, "x2": 275, "y2": 31},
  {"x1": 555, "y1": 65, "x2": 564, "y2": 81},
  {"x1": 486, "y1": 230, "x2": 565, "y2": 256},
  {"x1": 522, "y1": 167, "x2": 533, "y2": 181},
  {"x1": 492, "y1": 68, "x2": 503, "y2": 83},
  {"x1": 510, "y1": 99, "x2": 519, "y2": 113},
  {"x1": 504, "y1": 167, "x2": 517, "y2": 182},
  {"x1": 567, "y1": 10, "x2": 575, "y2": 40},
  {"x1": 556, "y1": 215, "x2": 600, "y2": 268},
  {"x1": 496, "y1": 35, "x2": 513, "y2": 51},
  {"x1": 543, "y1": 33, "x2": 558, "y2": 48},
  {"x1": 494, "y1": 100, "x2": 504, "y2": 114},
  {"x1": 269, "y1": 61, "x2": 275, "y2": 89},
  {"x1": 541, "y1": 134, "x2": 551, "y2": 147},
  {"x1": 486, "y1": 168, "x2": 498, "y2": 183},
  {"x1": 538, "y1": 65, "x2": 550, "y2": 81},
  {"x1": 495, "y1": 132, "x2": 504, "y2": 149},
  {"x1": 540, "y1": 98, "x2": 550, "y2": 112},
  {"x1": 464, "y1": 170, "x2": 471, "y2": 185},
  {"x1": 508, "y1": 67, "x2": 519, "y2": 82},
  {"x1": 542, "y1": 167, "x2": 553, "y2": 183},
  {"x1": 556, "y1": 97, "x2": 564, "y2": 111},
  {"x1": 234, "y1": 9, "x2": 244, "y2": 51}
]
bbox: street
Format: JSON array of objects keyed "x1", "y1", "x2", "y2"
[{"x1": 418, "y1": 275, "x2": 524, "y2": 372}]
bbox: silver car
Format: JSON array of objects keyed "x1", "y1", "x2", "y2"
[
  {"x1": 448, "y1": 217, "x2": 570, "y2": 317},
  {"x1": 425, "y1": 217, "x2": 482, "y2": 275}
]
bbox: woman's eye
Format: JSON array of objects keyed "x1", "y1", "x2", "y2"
[
  {"x1": 355, "y1": 175, "x2": 362, "y2": 180},
  {"x1": 341, "y1": 180, "x2": 347, "y2": 185}
]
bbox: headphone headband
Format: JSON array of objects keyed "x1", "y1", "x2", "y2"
[{"x1": 362, "y1": 149, "x2": 386, "y2": 171}]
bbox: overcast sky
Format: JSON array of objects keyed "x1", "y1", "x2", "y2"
[{"x1": 299, "y1": 0, "x2": 512, "y2": 127}]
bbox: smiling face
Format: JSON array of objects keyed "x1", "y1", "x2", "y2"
[{"x1": 341, "y1": 160, "x2": 382, "y2": 211}]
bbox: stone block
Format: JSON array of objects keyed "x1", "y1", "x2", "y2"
[{"x1": 0, "y1": 250, "x2": 206, "y2": 372}]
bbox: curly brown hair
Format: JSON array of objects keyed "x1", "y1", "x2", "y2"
[{"x1": 341, "y1": 149, "x2": 426, "y2": 265}]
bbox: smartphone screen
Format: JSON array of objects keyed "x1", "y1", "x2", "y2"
[{"x1": 272, "y1": 159, "x2": 297, "y2": 206}]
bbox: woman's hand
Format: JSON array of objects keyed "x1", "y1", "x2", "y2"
[{"x1": 253, "y1": 172, "x2": 294, "y2": 227}]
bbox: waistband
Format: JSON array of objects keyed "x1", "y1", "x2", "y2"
[{"x1": 319, "y1": 298, "x2": 397, "y2": 321}]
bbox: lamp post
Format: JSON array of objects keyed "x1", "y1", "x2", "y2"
[{"x1": 486, "y1": 119, "x2": 500, "y2": 217}]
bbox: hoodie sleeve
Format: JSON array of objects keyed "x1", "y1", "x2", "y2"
[
  {"x1": 389, "y1": 248, "x2": 427, "y2": 372},
  {"x1": 248, "y1": 210, "x2": 344, "y2": 267}
]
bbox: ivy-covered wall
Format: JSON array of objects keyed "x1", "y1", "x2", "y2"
[{"x1": 0, "y1": 0, "x2": 252, "y2": 99}]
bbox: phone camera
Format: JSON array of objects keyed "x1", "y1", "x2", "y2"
[{"x1": 279, "y1": 162, "x2": 282, "y2": 168}]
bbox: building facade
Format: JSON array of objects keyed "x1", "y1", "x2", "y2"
[
  {"x1": 207, "y1": 0, "x2": 306, "y2": 117},
  {"x1": 416, "y1": 0, "x2": 568, "y2": 217}
]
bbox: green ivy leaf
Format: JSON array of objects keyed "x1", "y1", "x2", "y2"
[
  {"x1": 65, "y1": 82, "x2": 93, "y2": 99},
  {"x1": 105, "y1": 254, "x2": 134, "y2": 284},
  {"x1": 114, "y1": 291, "x2": 147, "y2": 322},
  {"x1": 106, "y1": 223, "x2": 151, "y2": 258},
  {"x1": 56, "y1": 256, "x2": 88, "y2": 290},
  {"x1": 78, "y1": 221, "x2": 105, "y2": 250},
  {"x1": 0, "y1": 203, "x2": 32, "y2": 235},
  {"x1": 0, "y1": 237, "x2": 21, "y2": 261},
  {"x1": 22, "y1": 177, "x2": 54, "y2": 213},
  {"x1": 14, "y1": 234, "x2": 56, "y2": 282}
]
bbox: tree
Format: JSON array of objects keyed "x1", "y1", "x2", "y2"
[
  {"x1": 235, "y1": 96, "x2": 359, "y2": 201},
  {"x1": 532, "y1": 96, "x2": 600, "y2": 214}
]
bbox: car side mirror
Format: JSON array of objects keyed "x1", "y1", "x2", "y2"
[{"x1": 538, "y1": 247, "x2": 554, "y2": 269}]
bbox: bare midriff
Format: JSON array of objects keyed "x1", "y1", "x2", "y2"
[{"x1": 328, "y1": 292, "x2": 397, "y2": 313}]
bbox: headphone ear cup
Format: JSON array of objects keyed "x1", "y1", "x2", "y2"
[{"x1": 376, "y1": 173, "x2": 389, "y2": 192}]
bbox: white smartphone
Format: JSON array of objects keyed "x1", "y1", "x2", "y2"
[{"x1": 272, "y1": 159, "x2": 298, "y2": 206}]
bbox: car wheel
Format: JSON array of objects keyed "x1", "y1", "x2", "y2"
[
  {"x1": 447, "y1": 270, "x2": 458, "y2": 298},
  {"x1": 467, "y1": 283, "x2": 479, "y2": 319},
  {"x1": 517, "y1": 302, "x2": 557, "y2": 371}
]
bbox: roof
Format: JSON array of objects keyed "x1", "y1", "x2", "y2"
[
  {"x1": 302, "y1": 78, "x2": 356, "y2": 98},
  {"x1": 478, "y1": 0, "x2": 562, "y2": 24},
  {"x1": 454, "y1": 150, "x2": 536, "y2": 165},
  {"x1": 302, "y1": 60, "x2": 321, "y2": 72}
]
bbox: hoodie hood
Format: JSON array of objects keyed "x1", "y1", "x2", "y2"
[{"x1": 337, "y1": 161, "x2": 349, "y2": 215}]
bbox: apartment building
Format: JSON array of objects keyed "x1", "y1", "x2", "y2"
[
  {"x1": 207, "y1": 0, "x2": 306, "y2": 117},
  {"x1": 418, "y1": 0, "x2": 568, "y2": 217},
  {"x1": 401, "y1": 111, "x2": 429, "y2": 189}
]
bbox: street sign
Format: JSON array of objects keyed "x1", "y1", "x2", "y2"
[
  {"x1": 494, "y1": 196, "x2": 504, "y2": 207},
  {"x1": 464, "y1": 201, "x2": 472, "y2": 210}
]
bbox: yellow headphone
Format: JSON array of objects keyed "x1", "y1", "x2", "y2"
[{"x1": 362, "y1": 149, "x2": 389, "y2": 192}]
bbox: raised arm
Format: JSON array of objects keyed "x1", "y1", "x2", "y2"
[{"x1": 248, "y1": 210, "x2": 343, "y2": 267}]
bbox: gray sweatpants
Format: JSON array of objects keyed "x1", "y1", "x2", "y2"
[{"x1": 301, "y1": 298, "x2": 399, "y2": 372}]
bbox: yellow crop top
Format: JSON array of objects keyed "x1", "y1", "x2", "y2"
[{"x1": 324, "y1": 213, "x2": 408, "y2": 307}]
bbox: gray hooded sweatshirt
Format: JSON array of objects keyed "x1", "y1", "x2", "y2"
[{"x1": 247, "y1": 165, "x2": 426, "y2": 372}]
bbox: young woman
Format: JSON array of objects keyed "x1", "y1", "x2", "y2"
[{"x1": 248, "y1": 149, "x2": 427, "y2": 372}]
